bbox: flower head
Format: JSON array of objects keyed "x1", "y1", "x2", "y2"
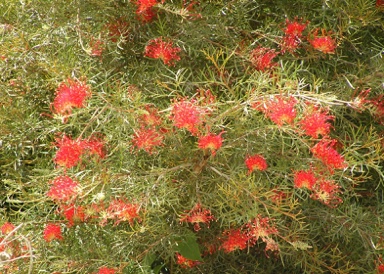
[
  {"x1": 245, "y1": 154, "x2": 268, "y2": 174},
  {"x1": 144, "y1": 37, "x2": 181, "y2": 66},
  {"x1": 256, "y1": 95, "x2": 297, "y2": 127},
  {"x1": 310, "y1": 180, "x2": 342, "y2": 207},
  {"x1": 139, "y1": 105, "x2": 162, "y2": 127},
  {"x1": 175, "y1": 253, "x2": 201, "y2": 269},
  {"x1": 299, "y1": 108, "x2": 334, "y2": 138},
  {"x1": 98, "y1": 267, "x2": 116, "y2": 274},
  {"x1": 53, "y1": 78, "x2": 91, "y2": 115},
  {"x1": 54, "y1": 136, "x2": 85, "y2": 168},
  {"x1": 311, "y1": 138, "x2": 347, "y2": 172},
  {"x1": 105, "y1": 199, "x2": 141, "y2": 226},
  {"x1": 281, "y1": 18, "x2": 308, "y2": 53},
  {"x1": 60, "y1": 204, "x2": 86, "y2": 227},
  {"x1": 245, "y1": 215, "x2": 278, "y2": 244},
  {"x1": 293, "y1": 170, "x2": 316, "y2": 190},
  {"x1": 249, "y1": 47, "x2": 278, "y2": 71},
  {"x1": 47, "y1": 176, "x2": 80, "y2": 203},
  {"x1": 132, "y1": 126, "x2": 164, "y2": 154},
  {"x1": 43, "y1": 223, "x2": 63, "y2": 242},
  {"x1": 1, "y1": 222, "x2": 15, "y2": 235},
  {"x1": 170, "y1": 98, "x2": 207, "y2": 135},
  {"x1": 309, "y1": 29, "x2": 336, "y2": 54},
  {"x1": 220, "y1": 228, "x2": 249, "y2": 253},
  {"x1": 180, "y1": 203, "x2": 215, "y2": 231},
  {"x1": 197, "y1": 131, "x2": 225, "y2": 156}
]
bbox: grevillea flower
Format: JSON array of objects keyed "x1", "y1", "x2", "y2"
[
  {"x1": 84, "y1": 136, "x2": 106, "y2": 159},
  {"x1": 139, "y1": 105, "x2": 162, "y2": 127},
  {"x1": 255, "y1": 95, "x2": 297, "y2": 127},
  {"x1": 220, "y1": 228, "x2": 249, "y2": 253},
  {"x1": 144, "y1": 37, "x2": 181, "y2": 66},
  {"x1": 309, "y1": 29, "x2": 336, "y2": 54},
  {"x1": 60, "y1": 204, "x2": 86, "y2": 227},
  {"x1": 90, "y1": 38, "x2": 104, "y2": 57},
  {"x1": 47, "y1": 176, "x2": 80, "y2": 203},
  {"x1": 170, "y1": 98, "x2": 206, "y2": 135},
  {"x1": 310, "y1": 180, "x2": 342, "y2": 207},
  {"x1": 377, "y1": 0, "x2": 384, "y2": 8},
  {"x1": 175, "y1": 253, "x2": 201, "y2": 268},
  {"x1": 197, "y1": 131, "x2": 225, "y2": 156},
  {"x1": 43, "y1": 224, "x2": 63, "y2": 242},
  {"x1": 53, "y1": 78, "x2": 91, "y2": 115},
  {"x1": 132, "y1": 126, "x2": 164, "y2": 154},
  {"x1": 299, "y1": 108, "x2": 334, "y2": 138},
  {"x1": 281, "y1": 18, "x2": 308, "y2": 53},
  {"x1": 245, "y1": 215, "x2": 278, "y2": 244},
  {"x1": 293, "y1": 170, "x2": 316, "y2": 190},
  {"x1": 249, "y1": 47, "x2": 278, "y2": 71},
  {"x1": 134, "y1": 0, "x2": 159, "y2": 22},
  {"x1": 311, "y1": 138, "x2": 347, "y2": 171},
  {"x1": 1, "y1": 222, "x2": 15, "y2": 235},
  {"x1": 180, "y1": 203, "x2": 215, "y2": 231},
  {"x1": 106, "y1": 199, "x2": 141, "y2": 226},
  {"x1": 98, "y1": 267, "x2": 116, "y2": 274},
  {"x1": 54, "y1": 136, "x2": 85, "y2": 168},
  {"x1": 245, "y1": 154, "x2": 268, "y2": 174},
  {"x1": 106, "y1": 19, "x2": 130, "y2": 42}
]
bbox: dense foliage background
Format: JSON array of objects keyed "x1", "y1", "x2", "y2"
[{"x1": 1, "y1": 0, "x2": 384, "y2": 273}]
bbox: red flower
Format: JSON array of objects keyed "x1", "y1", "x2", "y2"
[
  {"x1": 43, "y1": 224, "x2": 63, "y2": 242},
  {"x1": 1, "y1": 222, "x2": 15, "y2": 235},
  {"x1": 47, "y1": 176, "x2": 80, "y2": 203},
  {"x1": 197, "y1": 131, "x2": 225, "y2": 156},
  {"x1": 310, "y1": 180, "x2": 342, "y2": 207},
  {"x1": 378, "y1": 264, "x2": 384, "y2": 274},
  {"x1": 377, "y1": 0, "x2": 384, "y2": 8},
  {"x1": 170, "y1": 98, "x2": 207, "y2": 135},
  {"x1": 90, "y1": 38, "x2": 104, "y2": 57},
  {"x1": 106, "y1": 19, "x2": 130, "y2": 42},
  {"x1": 180, "y1": 203, "x2": 215, "y2": 231},
  {"x1": 84, "y1": 136, "x2": 106, "y2": 159},
  {"x1": 60, "y1": 204, "x2": 86, "y2": 227},
  {"x1": 299, "y1": 108, "x2": 334, "y2": 138},
  {"x1": 220, "y1": 228, "x2": 249, "y2": 253},
  {"x1": 293, "y1": 170, "x2": 316, "y2": 190},
  {"x1": 132, "y1": 126, "x2": 164, "y2": 154},
  {"x1": 256, "y1": 95, "x2": 297, "y2": 127},
  {"x1": 249, "y1": 47, "x2": 278, "y2": 71},
  {"x1": 245, "y1": 154, "x2": 268, "y2": 174},
  {"x1": 311, "y1": 138, "x2": 347, "y2": 171},
  {"x1": 53, "y1": 78, "x2": 91, "y2": 115},
  {"x1": 98, "y1": 267, "x2": 116, "y2": 274},
  {"x1": 144, "y1": 37, "x2": 181, "y2": 66},
  {"x1": 309, "y1": 30, "x2": 336, "y2": 54},
  {"x1": 105, "y1": 199, "x2": 141, "y2": 225},
  {"x1": 134, "y1": 0, "x2": 160, "y2": 21},
  {"x1": 281, "y1": 18, "x2": 308, "y2": 53},
  {"x1": 175, "y1": 253, "x2": 201, "y2": 268},
  {"x1": 139, "y1": 105, "x2": 162, "y2": 127},
  {"x1": 245, "y1": 215, "x2": 278, "y2": 244},
  {"x1": 54, "y1": 136, "x2": 85, "y2": 168}
]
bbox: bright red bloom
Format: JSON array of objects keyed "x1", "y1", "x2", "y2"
[
  {"x1": 144, "y1": 37, "x2": 181, "y2": 66},
  {"x1": 245, "y1": 154, "x2": 268, "y2": 174},
  {"x1": 106, "y1": 199, "x2": 141, "y2": 225},
  {"x1": 175, "y1": 253, "x2": 201, "y2": 268},
  {"x1": 220, "y1": 228, "x2": 249, "y2": 253},
  {"x1": 249, "y1": 47, "x2": 278, "y2": 71},
  {"x1": 47, "y1": 176, "x2": 80, "y2": 203},
  {"x1": 256, "y1": 95, "x2": 297, "y2": 127},
  {"x1": 311, "y1": 139, "x2": 347, "y2": 171},
  {"x1": 309, "y1": 30, "x2": 336, "y2": 54},
  {"x1": 293, "y1": 170, "x2": 316, "y2": 190},
  {"x1": 132, "y1": 126, "x2": 164, "y2": 154},
  {"x1": 54, "y1": 136, "x2": 85, "y2": 168},
  {"x1": 170, "y1": 98, "x2": 206, "y2": 135},
  {"x1": 281, "y1": 18, "x2": 308, "y2": 53},
  {"x1": 139, "y1": 105, "x2": 162, "y2": 127},
  {"x1": 43, "y1": 223, "x2": 63, "y2": 242},
  {"x1": 299, "y1": 108, "x2": 334, "y2": 138},
  {"x1": 134, "y1": 0, "x2": 160, "y2": 22},
  {"x1": 198, "y1": 131, "x2": 225, "y2": 156},
  {"x1": 84, "y1": 136, "x2": 106, "y2": 159},
  {"x1": 310, "y1": 180, "x2": 342, "y2": 207},
  {"x1": 378, "y1": 264, "x2": 384, "y2": 274},
  {"x1": 180, "y1": 203, "x2": 215, "y2": 231},
  {"x1": 245, "y1": 215, "x2": 278, "y2": 244},
  {"x1": 377, "y1": 0, "x2": 384, "y2": 8},
  {"x1": 60, "y1": 204, "x2": 86, "y2": 227},
  {"x1": 1, "y1": 222, "x2": 15, "y2": 235},
  {"x1": 53, "y1": 78, "x2": 91, "y2": 115},
  {"x1": 98, "y1": 267, "x2": 116, "y2": 274}
]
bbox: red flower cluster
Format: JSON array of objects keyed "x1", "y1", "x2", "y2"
[
  {"x1": 245, "y1": 154, "x2": 268, "y2": 174},
  {"x1": 311, "y1": 138, "x2": 347, "y2": 172},
  {"x1": 377, "y1": 0, "x2": 384, "y2": 8},
  {"x1": 60, "y1": 204, "x2": 87, "y2": 227},
  {"x1": 139, "y1": 105, "x2": 163, "y2": 127},
  {"x1": 98, "y1": 267, "x2": 116, "y2": 274},
  {"x1": 299, "y1": 108, "x2": 334, "y2": 138},
  {"x1": 106, "y1": 19, "x2": 130, "y2": 42},
  {"x1": 105, "y1": 199, "x2": 141, "y2": 226},
  {"x1": 144, "y1": 37, "x2": 181, "y2": 66},
  {"x1": 175, "y1": 253, "x2": 201, "y2": 269},
  {"x1": 47, "y1": 175, "x2": 80, "y2": 203},
  {"x1": 54, "y1": 135, "x2": 105, "y2": 169},
  {"x1": 43, "y1": 223, "x2": 63, "y2": 242},
  {"x1": 1, "y1": 222, "x2": 15, "y2": 235},
  {"x1": 179, "y1": 203, "x2": 215, "y2": 231},
  {"x1": 255, "y1": 95, "x2": 297, "y2": 127},
  {"x1": 245, "y1": 215, "x2": 279, "y2": 243},
  {"x1": 170, "y1": 98, "x2": 207, "y2": 135},
  {"x1": 309, "y1": 29, "x2": 336, "y2": 54},
  {"x1": 197, "y1": 131, "x2": 225, "y2": 156},
  {"x1": 134, "y1": 0, "x2": 159, "y2": 22},
  {"x1": 281, "y1": 18, "x2": 308, "y2": 53},
  {"x1": 220, "y1": 228, "x2": 249, "y2": 253},
  {"x1": 53, "y1": 78, "x2": 91, "y2": 116},
  {"x1": 132, "y1": 126, "x2": 164, "y2": 154},
  {"x1": 249, "y1": 46, "x2": 278, "y2": 71},
  {"x1": 293, "y1": 170, "x2": 316, "y2": 190},
  {"x1": 310, "y1": 179, "x2": 342, "y2": 207}
]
